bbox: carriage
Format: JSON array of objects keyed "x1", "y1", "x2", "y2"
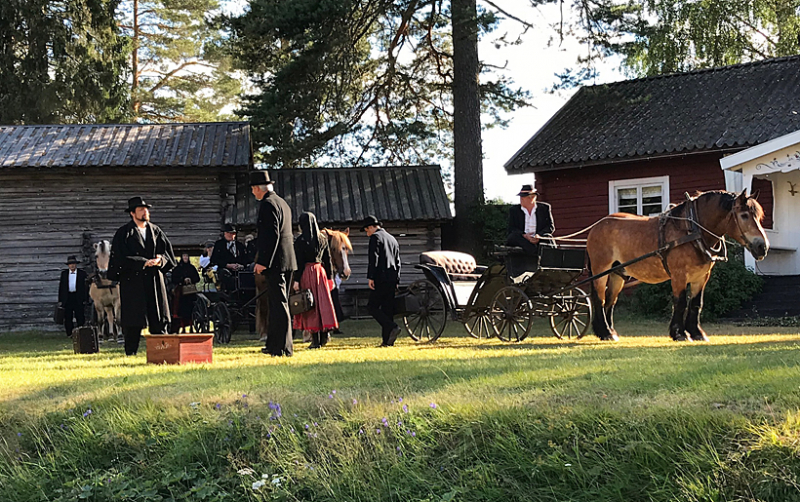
[
  {"x1": 398, "y1": 245, "x2": 593, "y2": 343},
  {"x1": 191, "y1": 268, "x2": 259, "y2": 344}
]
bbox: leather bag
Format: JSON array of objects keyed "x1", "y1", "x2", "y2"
[
  {"x1": 54, "y1": 304, "x2": 65, "y2": 325},
  {"x1": 181, "y1": 284, "x2": 199, "y2": 295},
  {"x1": 289, "y1": 289, "x2": 314, "y2": 316}
]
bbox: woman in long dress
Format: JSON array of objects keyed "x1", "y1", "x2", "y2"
[
  {"x1": 171, "y1": 253, "x2": 200, "y2": 333},
  {"x1": 293, "y1": 212, "x2": 338, "y2": 348}
]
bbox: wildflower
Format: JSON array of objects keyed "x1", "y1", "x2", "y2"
[
  {"x1": 252, "y1": 480, "x2": 266, "y2": 490},
  {"x1": 16, "y1": 432, "x2": 22, "y2": 437},
  {"x1": 215, "y1": 403, "x2": 221, "y2": 410},
  {"x1": 83, "y1": 408, "x2": 92, "y2": 417},
  {"x1": 352, "y1": 399, "x2": 358, "y2": 405},
  {"x1": 237, "y1": 468, "x2": 255, "y2": 476},
  {"x1": 271, "y1": 476, "x2": 282, "y2": 486},
  {"x1": 228, "y1": 420, "x2": 233, "y2": 426},
  {"x1": 429, "y1": 403, "x2": 437, "y2": 409},
  {"x1": 376, "y1": 429, "x2": 381, "y2": 434},
  {"x1": 398, "y1": 397, "x2": 403, "y2": 402},
  {"x1": 242, "y1": 394, "x2": 248, "y2": 399},
  {"x1": 332, "y1": 390, "x2": 337, "y2": 394},
  {"x1": 262, "y1": 473, "x2": 270, "y2": 479},
  {"x1": 397, "y1": 421, "x2": 403, "y2": 426},
  {"x1": 328, "y1": 394, "x2": 333, "y2": 399},
  {"x1": 313, "y1": 422, "x2": 318, "y2": 427},
  {"x1": 358, "y1": 429, "x2": 364, "y2": 435},
  {"x1": 402, "y1": 405, "x2": 408, "y2": 413},
  {"x1": 412, "y1": 432, "x2": 416, "y2": 437},
  {"x1": 290, "y1": 427, "x2": 295, "y2": 433},
  {"x1": 304, "y1": 424, "x2": 309, "y2": 430},
  {"x1": 190, "y1": 402, "x2": 200, "y2": 408}
]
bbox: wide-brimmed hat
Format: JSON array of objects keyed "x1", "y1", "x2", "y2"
[
  {"x1": 125, "y1": 196, "x2": 152, "y2": 212},
  {"x1": 222, "y1": 223, "x2": 237, "y2": 234},
  {"x1": 249, "y1": 170, "x2": 274, "y2": 186},
  {"x1": 359, "y1": 215, "x2": 382, "y2": 231},
  {"x1": 517, "y1": 184, "x2": 537, "y2": 196},
  {"x1": 202, "y1": 240, "x2": 215, "y2": 248},
  {"x1": 65, "y1": 255, "x2": 79, "y2": 265}
]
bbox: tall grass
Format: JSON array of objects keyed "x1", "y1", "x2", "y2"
[{"x1": 1, "y1": 320, "x2": 800, "y2": 501}]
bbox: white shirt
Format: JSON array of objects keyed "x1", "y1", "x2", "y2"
[
  {"x1": 521, "y1": 203, "x2": 538, "y2": 235},
  {"x1": 228, "y1": 240, "x2": 237, "y2": 257},
  {"x1": 68, "y1": 270, "x2": 77, "y2": 293},
  {"x1": 137, "y1": 225, "x2": 147, "y2": 240},
  {"x1": 199, "y1": 255, "x2": 211, "y2": 268}
]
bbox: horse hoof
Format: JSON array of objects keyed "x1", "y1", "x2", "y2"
[
  {"x1": 672, "y1": 333, "x2": 693, "y2": 342},
  {"x1": 598, "y1": 333, "x2": 619, "y2": 341}
]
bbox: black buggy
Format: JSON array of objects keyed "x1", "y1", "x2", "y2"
[
  {"x1": 191, "y1": 268, "x2": 258, "y2": 344},
  {"x1": 398, "y1": 245, "x2": 593, "y2": 343}
]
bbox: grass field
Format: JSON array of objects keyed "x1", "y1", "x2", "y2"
[{"x1": 2, "y1": 318, "x2": 800, "y2": 501}]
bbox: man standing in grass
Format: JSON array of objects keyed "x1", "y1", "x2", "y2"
[
  {"x1": 58, "y1": 255, "x2": 87, "y2": 337},
  {"x1": 251, "y1": 171, "x2": 297, "y2": 357},
  {"x1": 108, "y1": 197, "x2": 177, "y2": 356},
  {"x1": 361, "y1": 215, "x2": 401, "y2": 347}
]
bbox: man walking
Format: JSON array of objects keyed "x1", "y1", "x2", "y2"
[
  {"x1": 58, "y1": 255, "x2": 88, "y2": 337},
  {"x1": 250, "y1": 171, "x2": 297, "y2": 356},
  {"x1": 108, "y1": 197, "x2": 177, "y2": 356},
  {"x1": 361, "y1": 215, "x2": 401, "y2": 347}
]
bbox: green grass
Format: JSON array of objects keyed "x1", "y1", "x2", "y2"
[{"x1": 2, "y1": 319, "x2": 800, "y2": 501}]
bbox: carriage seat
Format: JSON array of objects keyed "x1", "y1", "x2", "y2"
[{"x1": 419, "y1": 251, "x2": 485, "y2": 280}]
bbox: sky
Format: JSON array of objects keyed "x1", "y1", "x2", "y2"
[{"x1": 476, "y1": 2, "x2": 624, "y2": 203}]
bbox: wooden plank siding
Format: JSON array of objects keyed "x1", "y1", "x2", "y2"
[
  {"x1": 534, "y1": 153, "x2": 763, "y2": 238},
  {"x1": 0, "y1": 168, "x2": 233, "y2": 331}
]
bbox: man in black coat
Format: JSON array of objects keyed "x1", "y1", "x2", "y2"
[
  {"x1": 108, "y1": 197, "x2": 177, "y2": 356},
  {"x1": 211, "y1": 223, "x2": 249, "y2": 271},
  {"x1": 58, "y1": 255, "x2": 88, "y2": 337},
  {"x1": 507, "y1": 184, "x2": 555, "y2": 256},
  {"x1": 362, "y1": 215, "x2": 402, "y2": 347},
  {"x1": 251, "y1": 171, "x2": 297, "y2": 356}
]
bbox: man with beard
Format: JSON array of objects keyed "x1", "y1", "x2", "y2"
[
  {"x1": 250, "y1": 171, "x2": 297, "y2": 356},
  {"x1": 108, "y1": 197, "x2": 177, "y2": 356}
]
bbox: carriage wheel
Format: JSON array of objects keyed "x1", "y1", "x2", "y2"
[
  {"x1": 549, "y1": 287, "x2": 592, "y2": 340},
  {"x1": 490, "y1": 286, "x2": 533, "y2": 342},
  {"x1": 402, "y1": 280, "x2": 447, "y2": 343},
  {"x1": 192, "y1": 297, "x2": 210, "y2": 333},
  {"x1": 212, "y1": 303, "x2": 232, "y2": 344},
  {"x1": 463, "y1": 307, "x2": 496, "y2": 340}
]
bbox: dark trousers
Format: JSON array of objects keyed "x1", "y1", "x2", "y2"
[
  {"x1": 368, "y1": 280, "x2": 398, "y2": 344},
  {"x1": 331, "y1": 287, "x2": 345, "y2": 323},
  {"x1": 122, "y1": 296, "x2": 168, "y2": 356},
  {"x1": 63, "y1": 293, "x2": 85, "y2": 337},
  {"x1": 265, "y1": 270, "x2": 293, "y2": 356},
  {"x1": 507, "y1": 233, "x2": 539, "y2": 255}
]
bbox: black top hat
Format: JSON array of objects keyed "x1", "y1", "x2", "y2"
[
  {"x1": 249, "y1": 170, "x2": 274, "y2": 186},
  {"x1": 359, "y1": 215, "x2": 382, "y2": 231},
  {"x1": 222, "y1": 223, "x2": 237, "y2": 233},
  {"x1": 66, "y1": 255, "x2": 79, "y2": 265},
  {"x1": 516, "y1": 184, "x2": 537, "y2": 196},
  {"x1": 125, "y1": 196, "x2": 152, "y2": 212}
]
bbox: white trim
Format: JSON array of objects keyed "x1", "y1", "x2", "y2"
[
  {"x1": 720, "y1": 129, "x2": 800, "y2": 170},
  {"x1": 608, "y1": 175, "x2": 670, "y2": 215}
]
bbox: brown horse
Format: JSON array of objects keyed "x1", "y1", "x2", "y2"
[
  {"x1": 321, "y1": 227, "x2": 353, "y2": 280},
  {"x1": 587, "y1": 190, "x2": 769, "y2": 342},
  {"x1": 89, "y1": 240, "x2": 121, "y2": 342}
]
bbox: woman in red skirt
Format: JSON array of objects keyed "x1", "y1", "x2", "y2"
[{"x1": 293, "y1": 212, "x2": 338, "y2": 348}]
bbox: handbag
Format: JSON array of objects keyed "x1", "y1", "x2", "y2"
[
  {"x1": 289, "y1": 289, "x2": 314, "y2": 316},
  {"x1": 54, "y1": 303, "x2": 65, "y2": 325},
  {"x1": 181, "y1": 284, "x2": 198, "y2": 295}
]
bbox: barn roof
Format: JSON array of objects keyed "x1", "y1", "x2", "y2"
[
  {"x1": 0, "y1": 122, "x2": 252, "y2": 168},
  {"x1": 233, "y1": 166, "x2": 453, "y2": 225},
  {"x1": 505, "y1": 56, "x2": 800, "y2": 173}
]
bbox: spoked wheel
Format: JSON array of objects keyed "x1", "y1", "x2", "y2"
[
  {"x1": 463, "y1": 307, "x2": 496, "y2": 340},
  {"x1": 402, "y1": 280, "x2": 447, "y2": 343},
  {"x1": 192, "y1": 297, "x2": 210, "y2": 333},
  {"x1": 212, "y1": 302, "x2": 232, "y2": 344},
  {"x1": 549, "y1": 287, "x2": 592, "y2": 340},
  {"x1": 490, "y1": 286, "x2": 533, "y2": 342}
]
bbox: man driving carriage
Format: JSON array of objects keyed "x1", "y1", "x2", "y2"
[
  {"x1": 211, "y1": 223, "x2": 251, "y2": 293},
  {"x1": 507, "y1": 184, "x2": 555, "y2": 256}
]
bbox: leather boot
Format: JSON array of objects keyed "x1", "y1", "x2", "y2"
[
  {"x1": 309, "y1": 331, "x2": 321, "y2": 349},
  {"x1": 319, "y1": 331, "x2": 330, "y2": 347}
]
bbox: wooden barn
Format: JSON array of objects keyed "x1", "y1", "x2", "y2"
[
  {"x1": 232, "y1": 166, "x2": 453, "y2": 316},
  {"x1": 0, "y1": 122, "x2": 252, "y2": 331},
  {"x1": 504, "y1": 56, "x2": 800, "y2": 238}
]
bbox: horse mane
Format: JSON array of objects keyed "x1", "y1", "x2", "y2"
[
  {"x1": 322, "y1": 228, "x2": 353, "y2": 251},
  {"x1": 665, "y1": 190, "x2": 764, "y2": 223}
]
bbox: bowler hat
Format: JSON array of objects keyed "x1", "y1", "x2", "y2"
[
  {"x1": 249, "y1": 170, "x2": 274, "y2": 186},
  {"x1": 66, "y1": 255, "x2": 79, "y2": 265},
  {"x1": 125, "y1": 196, "x2": 152, "y2": 212},
  {"x1": 222, "y1": 223, "x2": 237, "y2": 233},
  {"x1": 359, "y1": 215, "x2": 382, "y2": 231},
  {"x1": 517, "y1": 184, "x2": 537, "y2": 196}
]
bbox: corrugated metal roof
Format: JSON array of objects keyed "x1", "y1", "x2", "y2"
[
  {"x1": 505, "y1": 56, "x2": 800, "y2": 173},
  {"x1": 0, "y1": 122, "x2": 252, "y2": 168},
  {"x1": 234, "y1": 166, "x2": 453, "y2": 225}
]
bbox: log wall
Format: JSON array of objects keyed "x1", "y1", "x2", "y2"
[{"x1": 0, "y1": 167, "x2": 236, "y2": 331}]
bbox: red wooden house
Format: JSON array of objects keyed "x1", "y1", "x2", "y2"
[{"x1": 504, "y1": 56, "x2": 800, "y2": 237}]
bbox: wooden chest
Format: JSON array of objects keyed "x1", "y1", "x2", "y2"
[{"x1": 144, "y1": 334, "x2": 213, "y2": 365}]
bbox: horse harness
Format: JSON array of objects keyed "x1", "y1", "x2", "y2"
[
  {"x1": 92, "y1": 270, "x2": 119, "y2": 289},
  {"x1": 656, "y1": 194, "x2": 727, "y2": 276}
]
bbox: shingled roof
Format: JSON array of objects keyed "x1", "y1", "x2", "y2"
[
  {"x1": 505, "y1": 56, "x2": 800, "y2": 173},
  {"x1": 0, "y1": 122, "x2": 252, "y2": 168},
  {"x1": 233, "y1": 166, "x2": 452, "y2": 225}
]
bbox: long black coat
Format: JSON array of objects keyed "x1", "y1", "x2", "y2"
[
  {"x1": 367, "y1": 228, "x2": 401, "y2": 283},
  {"x1": 210, "y1": 238, "x2": 249, "y2": 268},
  {"x1": 108, "y1": 220, "x2": 176, "y2": 327},
  {"x1": 256, "y1": 191, "x2": 297, "y2": 272},
  {"x1": 507, "y1": 202, "x2": 555, "y2": 242},
  {"x1": 58, "y1": 269, "x2": 88, "y2": 304}
]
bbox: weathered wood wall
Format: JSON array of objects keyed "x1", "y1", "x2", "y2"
[{"x1": 0, "y1": 167, "x2": 235, "y2": 331}]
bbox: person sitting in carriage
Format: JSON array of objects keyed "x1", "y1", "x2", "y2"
[
  {"x1": 506, "y1": 184, "x2": 555, "y2": 257},
  {"x1": 211, "y1": 224, "x2": 250, "y2": 292},
  {"x1": 170, "y1": 253, "x2": 201, "y2": 333}
]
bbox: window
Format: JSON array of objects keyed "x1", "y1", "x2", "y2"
[{"x1": 608, "y1": 176, "x2": 670, "y2": 216}]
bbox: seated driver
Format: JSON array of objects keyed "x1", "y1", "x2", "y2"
[
  {"x1": 506, "y1": 184, "x2": 555, "y2": 255},
  {"x1": 211, "y1": 223, "x2": 249, "y2": 271}
]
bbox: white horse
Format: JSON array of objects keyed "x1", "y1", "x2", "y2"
[{"x1": 90, "y1": 240, "x2": 121, "y2": 342}]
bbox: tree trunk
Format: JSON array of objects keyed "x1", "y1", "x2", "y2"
[
  {"x1": 131, "y1": 0, "x2": 140, "y2": 115},
  {"x1": 451, "y1": 0, "x2": 484, "y2": 254}
]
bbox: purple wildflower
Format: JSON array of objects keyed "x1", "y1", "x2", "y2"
[
  {"x1": 215, "y1": 403, "x2": 221, "y2": 410},
  {"x1": 313, "y1": 422, "x2": 318, "y2": 427},
  {"x1": 358, "y1": 429, "x2": 364, "y2": 435},
  {"x1": 352, "y1": 399, "x2": 357, "y2": 405},
  {"x1": 412, "y1": 432, "x2": 416, "y2": 437},
  {"x1": 402, "y1": 405, "x2": 408, "y2": 413},
  {"x1": 304, "y1": 424, "x2": 309, "y2": 430},
  {"x1": 328, "y1": 394, "x2": 333, "y2": 399},
  {"x1": 332, "y1": 390, "x2": 337, "y2": 394},
  {"x1": 242, "y1": 394, "x2": 247, "y2": 398},
  {"x1": 397, "y1": 421, "x2": 403, "y2": 426},
  {"x1": 429, "y1": 403, "x2": 437, "y2": 409}
]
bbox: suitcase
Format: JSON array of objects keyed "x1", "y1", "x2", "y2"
[{"x1": 72, "y1": 326, "x2": 99, "y2": 354}]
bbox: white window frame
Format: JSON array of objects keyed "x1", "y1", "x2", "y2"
[{"x1": 608, "y1": 175, "x2": 670, "y2": 215}]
